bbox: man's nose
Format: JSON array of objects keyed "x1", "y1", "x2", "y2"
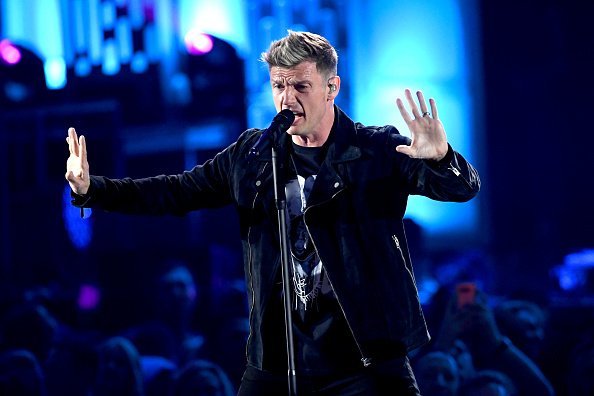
[{"x1": 282, "y1": 86, "x2": 297, "y2": 106}]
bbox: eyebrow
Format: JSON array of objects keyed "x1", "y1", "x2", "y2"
[{"x1": 272, "y1": 79, "x2": 312, "y2": 86}]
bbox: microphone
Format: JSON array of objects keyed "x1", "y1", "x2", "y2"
[{"x1": 248, "y1": 109, "x2": 295, "y2": 158}]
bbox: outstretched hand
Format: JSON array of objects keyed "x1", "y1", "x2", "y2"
[
  {"x1": 395, "y1": 89, "x2": 448, "y2": 161},
  {"x1": 65, "y1": 127, "x2": 90, "y2": 195}
]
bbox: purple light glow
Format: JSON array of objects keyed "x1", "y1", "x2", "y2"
[
  {"x1": 0, "y1": 39, "x2": 22, "y2": 65},
  {"x1": 77, "y1": 284, "x2": 101, "y2": 310},
  {"x1": 184, "y1": 30, "x2": 214, "y2": 55}
]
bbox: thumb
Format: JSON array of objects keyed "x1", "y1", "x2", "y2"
[{"x1": 395, "y1": 145, "x2": 414, "y2": 157}]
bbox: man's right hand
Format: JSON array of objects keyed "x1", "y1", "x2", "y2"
[{"x1": 65, "y1": 127, "x2": 90, "y2": 195}]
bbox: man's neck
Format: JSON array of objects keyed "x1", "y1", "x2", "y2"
[
  {"x1": 292, "y1": 106, "x2": 335, "y2": 147},
  {"x1": 292, "y1": 133, "x2": 329, "y2": 147}
]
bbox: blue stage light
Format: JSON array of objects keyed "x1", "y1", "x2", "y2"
[
  {"x1": 552, "y1": 249, "x2": 594, "y2": 292},
  {"x1": 62, "y1": 184, "x2": 93, "y2": 250},
  {"x1": 44, "y1": 56, "x2": 66, "y2": 89},
  {"x1": 348, "y1": 0, "x2": 482, "y2": 239}
]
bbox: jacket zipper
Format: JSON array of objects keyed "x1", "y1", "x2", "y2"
[
  {"x1": 448, "y1": 165, "x2": 461, "y2": 177},
  {"x1": 391, "y1": 234, "x2": 404, "y2": 258},
  {"x1": 244, "y1": 192, "x2": 258, "y2": 362},
  {"x1": 447, "y1": 162, "x2": 474, "y2": 191},
  {"x1": 392, "y1": 235, "x2": 418, "y2": 286},
  {"x1": 303, "y1": 187, "x2": 372, "y2": 367},
  {"x1": 245, "y1": 163, "x2": 268, "y2": 362}
]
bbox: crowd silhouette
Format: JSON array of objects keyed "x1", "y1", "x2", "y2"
[{"x1": 1, "y1": 247, "x2": 593, "y2": 395}]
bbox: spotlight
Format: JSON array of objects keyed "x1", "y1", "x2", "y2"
[
  {"x1": 0, "y1": 39, "x2": 22, "y2": 65},
  {"x1": 0, "y1": 41, "x2": 46, "y2": 107},
  {"x1": 184, "y1": 29, "x2": 214, "y2": 56},
  {"x1": 177, "y1": 33, "x2": 245, "y2": 124}
]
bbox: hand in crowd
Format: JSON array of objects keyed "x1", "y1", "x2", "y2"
[{"x1": 435, "y1": 289, "x2": 503, "y2": 358}]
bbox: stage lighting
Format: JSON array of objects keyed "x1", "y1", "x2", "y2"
[
  {"x1": 184, "y1": 30, "x2": 214, "y2": 56},
  {"x1": 0, "y1": 39, "x2": 22, "y2": 65},
  {"x1": 0, "y1": 40, "x2": 47, "y2": 107},
  {"x1": 178, "y1": 33, "x2": 245, "y2": 124},
  {"x1": 551, "y1": 249, "x2": 594, "y2": 293},
  {"x1": 62, "y1": 184, "x2": 93, "y2": 250}
]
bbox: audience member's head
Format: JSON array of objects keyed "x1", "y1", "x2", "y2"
[
  {"x1": 458, "y1": 369, "x2": 517, "y2": 396},
  {"x1": 0, "y1": 349, "x2": 46, "y2": 396},
  {"x1": 140, "y1": 355, "x2": 177, "y2": 396},
  {"x1": 414, "y1": 351, "x2": 460, "y2": 396},
  {"x1": 155, "y1": 261, "x2": 199, "y2": 329},
  {"x1": 91, "y1": 336, "x2": 143, "y2": 396},
  {"x1": 1, "y1": 303, "x2": 58, "y2": 362},
  {"x1": 494, "y1": 299, "x2": 546, "y2": 360},
  {"x1": 171, "y1": 359, "x2": 235, "y2": 396},
  {"x1": 448, "y1": 339, "x2": 476, "y2": 383}
]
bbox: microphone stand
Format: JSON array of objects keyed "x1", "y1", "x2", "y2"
[{"x1": 271, "y1": 138, "x2": 298, "y2": 396}]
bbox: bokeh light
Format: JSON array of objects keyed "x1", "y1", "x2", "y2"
[
  {"x1": 184, "y1": 29, "x2": 214, "y2": 55},
  {"x1": 0, "y1": 39, "x2": 22, "y2": 65}
]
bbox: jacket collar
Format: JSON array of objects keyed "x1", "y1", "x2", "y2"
[
  {"x1": 255, "y1": 105, "x2": 362, "y2": 163},
  {"x1": 252, "y1": 106, "x2": 362, "y2": 209},
  {"x1": 326, "y1": 105, "x2": 361, "y2": 163}
]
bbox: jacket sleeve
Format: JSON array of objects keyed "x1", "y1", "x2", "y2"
[
  {"x1": 387, "y1": 130, "x2": 481, "y2": 202},
  {"x1": 71, "y1": 134, "x2": 246, "y2": 216}
]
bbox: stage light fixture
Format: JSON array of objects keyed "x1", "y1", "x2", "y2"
[
  {"x1": 184, "y1": 29, "x2": 214, "y2": 56},
  {"x1": 177, "y1": 33, "x2": 245, "y2": 123},
  {"x1": 0, "y1": 39, "x2": 22, "y2": 65},
  {"x1": 0, "y1": 40, "x2": 47, "y2": 107}
]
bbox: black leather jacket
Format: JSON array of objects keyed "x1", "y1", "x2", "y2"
[{"x1": 76, "y1": 106, "x2": 480, "y2": 369}]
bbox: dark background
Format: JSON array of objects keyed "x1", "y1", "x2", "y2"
[{"x1": 482, "y1": 0, "x2": 594, "y2": 290}]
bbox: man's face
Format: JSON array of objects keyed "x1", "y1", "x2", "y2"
[{"x1": 269, "y1": 61, "x2": 336, "y2": 139}]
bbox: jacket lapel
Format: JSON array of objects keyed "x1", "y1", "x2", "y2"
[
  {"x1": 251, "y1": 106, "x2": 363, "y2": 210},
  {"x1": 306, "y1": 106, "x2": 361, "y2": 208}
]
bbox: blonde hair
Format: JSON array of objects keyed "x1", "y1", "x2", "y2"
[{"x1": 261, "y1": 30, "x2": 338, "y2": 78}]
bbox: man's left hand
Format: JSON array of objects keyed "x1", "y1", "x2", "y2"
[{"x1": 395, "y1": 89, "x2": 449, "y2": 161}]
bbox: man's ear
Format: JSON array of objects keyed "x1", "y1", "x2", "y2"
[{"x1": 327, "y1": 76, "x2": 341, "y2": 100}]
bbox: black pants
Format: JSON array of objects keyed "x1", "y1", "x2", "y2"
[{"x1": 238, "y1": 357, "x2": 420, "y2": 396}]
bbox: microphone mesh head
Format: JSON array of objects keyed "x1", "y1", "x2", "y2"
[{"x1": 277, "y1": 109, "x2": 295, "y2": 130}]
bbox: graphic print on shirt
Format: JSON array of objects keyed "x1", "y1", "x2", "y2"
[{"x1": 285, "y1": 175, "x2": 334, "y2": 311}]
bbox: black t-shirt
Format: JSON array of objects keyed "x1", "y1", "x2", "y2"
[{"x1": 260, "y1": 139, "x2": 362, "y2": 376}]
